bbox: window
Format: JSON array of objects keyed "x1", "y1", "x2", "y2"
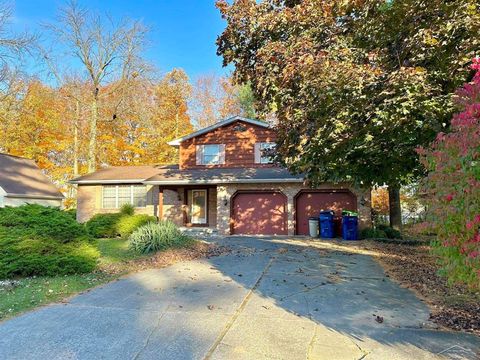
[
  {"x1": 259, "y1": 142, "x2": 276, "y2": 164},
  {"x1": 102, "y1": 185, "x2": 147, "y2": 209},
  {"x1": 203, "y1": 144, "x2": 221, "y2": 165}
]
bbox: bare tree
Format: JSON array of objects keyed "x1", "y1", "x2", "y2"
[{"x1": 46, "y1": 1, "x2": 150, "y2": 172}]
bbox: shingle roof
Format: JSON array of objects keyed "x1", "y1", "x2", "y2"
[
  {"x1": 69, "y1": 165, "x2": 304, "y2": 185},
  {"x1": 0, "y1": 153, "x2": 64, "y2": 199},
  {"x1": 144, "y1": 166, "x2": 303, "y2": 185},
  {"x1": 70, "y1": 165, "x2": 174, "y2": 184}
]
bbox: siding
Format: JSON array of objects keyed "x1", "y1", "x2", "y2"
[{"x1": 179, "y1": 120, "x2": 277, "y2": 169}]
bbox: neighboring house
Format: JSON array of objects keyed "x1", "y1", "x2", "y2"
[
  {"x1": 71, "y1": 116, "x2": 371, "y2": 235},
  {"x1": 0, "y1": 153, "x2": 64, "y2": 208}
]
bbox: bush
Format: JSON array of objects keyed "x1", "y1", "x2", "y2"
[
  {"x1": 418, "y1": 59, "x2": 480, "y2": 288},
  {"x1": 120, "y1": 203, "x2": 135, "y2": 216},
  {"x1": 0, "y1": 205, "x2": 87, "y2": 243},
  {"x1": 64, "y1": 208, "x2": 77, "y2": 221},
  {"x1": 116, "y1": 214, "x2": 157, "y2": 237},
  {"x1": 0, "y1": 229, "x2": 99, "y2": 279},
  {"x1": 129, "y1": 221, "x2": 193, "y2": 254},
  {"x1": 360, "y1": 227, "x2": 387, "y2": 239},
  {"x1": 377, "y1": 224, "x2": 403, "y2": 239},
  {"x1": 85, "y1": 213, "x2": 122, "y2": 238}
]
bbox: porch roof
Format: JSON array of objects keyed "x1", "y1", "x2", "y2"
[{"x1": 143, "y1": 166, "x2": 304, "y2": 185}]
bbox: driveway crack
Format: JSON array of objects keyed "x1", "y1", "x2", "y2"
[
  {"x1": 203, "y1": 256, "x2": 275, "y2": 360},
  {"x1": 132, "y1": 308, "x2": 167, "y2": 360}
]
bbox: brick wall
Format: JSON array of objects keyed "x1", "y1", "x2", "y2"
[
  {"x1": 216, "y1": 183, "x2": 371, "y2": 236},
  {"x1": 76, "y1": 184, "x2": 158, "y2": 223},
  {"x1": 179, "y1": 120, "x2": 277, "y2": 169}
]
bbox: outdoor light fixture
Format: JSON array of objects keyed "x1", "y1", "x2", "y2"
[
  {"x1": 360, "y1": 196, "x2": 366, "y2": 206},
  {"x1": 223, "y1": 196, "x2": 228, "y2": 206}
]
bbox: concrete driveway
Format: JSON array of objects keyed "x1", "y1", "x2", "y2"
[{"x1": 0, "y1": 237, "x2": 479, "y2": 360}]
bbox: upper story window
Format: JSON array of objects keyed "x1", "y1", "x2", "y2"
[
  {"x1": 196, "y1": 144, "x2": 226, "y2": 165},
  {"x1": 102, "y1": 185, "x2": 147, "y2": 209},
  {"x1": 203, "y1": 144, "x2": 221, "y2": 165},
  {"x1": 257, "y1": 142, "x2": 276, "y2": 164}
]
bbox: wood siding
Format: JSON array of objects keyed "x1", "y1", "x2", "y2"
[{"x1": 179, "y1": 120, "x2": 277, "y2": 169}]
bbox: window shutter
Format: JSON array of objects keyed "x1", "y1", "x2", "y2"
[
  {"x1": 254, "y1": 143, "x2": 261, "y2": 163},
  {"x1": 196, "y1": 145, "x2": 204, "y2": 165},
  {"x1": 219, "y1": 144, "x2": 226, "y2": 164}
]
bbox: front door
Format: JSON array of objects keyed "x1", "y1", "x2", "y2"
[{"x1": 191, "y1": 189, "x2": 207, "y2": 224}]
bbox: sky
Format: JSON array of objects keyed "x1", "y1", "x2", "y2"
[{"x1": 12, "y1": 0, "x2": 230, "y2": 81}]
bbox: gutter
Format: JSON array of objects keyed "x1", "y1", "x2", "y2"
[
  {"x1": 69, "y1": 179, "x2": 147, "y2": 185},
  {"x1": 5, "y1": 193, "x2": 64, "y2": 200},
  {"x1": 142, "y1": 178, "x2": 304, "y2": 185}
]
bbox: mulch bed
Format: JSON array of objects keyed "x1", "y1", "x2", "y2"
[
  {"x1": 358, "y1": 241, "x2": 480, "y2": 336},
  {"x1": 101, "y1": 241, "x2": 231, "y2": 275}
]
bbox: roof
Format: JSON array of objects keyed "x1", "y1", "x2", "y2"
[
  {"x1": 69, "y1": 164, "x2": 304, "y2": 185},
  {"x1": 167, "y1": 116, "x2": 270, "y2": 146},
  {"x1": 70, "y1": 165, "x2": 173, "y2": 184},
  {"x1": 143, "y1": 166, "x2": 304, "y2": 185},
  {"x1": 0, "y1": 153, "x2": 64, "y2": 199}
]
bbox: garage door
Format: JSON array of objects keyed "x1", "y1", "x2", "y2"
[
  {"x1": 232, "y1": 191, "x2": 287, "y2": 235},
  {"x1": 295, "y1": 191, "x2": 357, "y2": 235}
]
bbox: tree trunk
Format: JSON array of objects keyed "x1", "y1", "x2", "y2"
[
  {"x1": 87, "y1": 96, "x2": 98, "y2": 172},
  {"x1": 388, "y1": 185, "x2": 402, "y2": 230},
  {"x1": 73, "y1": 99, "x2": 80, "y2": 177}
]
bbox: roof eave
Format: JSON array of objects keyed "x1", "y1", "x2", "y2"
[
  {"x1": 142, "y1": 178, "x2": 304, "y2": 185},
  {"x1": 69, "y1": 179, "x2": 147, "y2": 185}
]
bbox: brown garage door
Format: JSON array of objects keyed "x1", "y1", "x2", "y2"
[
  {"x1": 232, "y1": 191, "x2": 287, "y2": 235},
  {"x1": 295, "y1": 191, "x2": 357, "y2": 235}
]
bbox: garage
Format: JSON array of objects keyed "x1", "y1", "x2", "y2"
[
  {"x1": 231, "y1": 191, "x2": 287, "y2": 235},
  {"x1": 295, "y1": 190, "x2": 357, "y2": 235}
]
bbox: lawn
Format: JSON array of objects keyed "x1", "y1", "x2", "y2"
[{"x1": 0, "y1": 238, "x2": 142, "y2": 321}]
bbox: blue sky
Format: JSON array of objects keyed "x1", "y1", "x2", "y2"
[{"x1": 13, "y1": 0, "x2": 230, "y2": 80}]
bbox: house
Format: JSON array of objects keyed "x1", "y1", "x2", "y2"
[
  {"x1": 0, "y1": 153, "x2": 64, "y2": 207},
  {"x1": 71, "y1": 116, "x2": 371, "y2": 235}
]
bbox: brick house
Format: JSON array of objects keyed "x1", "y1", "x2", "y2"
[{"x1": 71, "y1": 116, "x2": 371, "y2": 235}]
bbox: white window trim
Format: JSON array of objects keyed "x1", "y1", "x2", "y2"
[
  {"x1": 202, "y1": 144, "x2": 221, "y2": 165},
  {"x1": 259, "y1": 142, "x2": 276, "y2": 164},
  {"x1": 102, "y1": 185, "x2": 147, "y2": 209}
]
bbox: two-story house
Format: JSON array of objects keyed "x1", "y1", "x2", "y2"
[{"x1": 71, "y1": 116, "x2": 371, "y2": 235}]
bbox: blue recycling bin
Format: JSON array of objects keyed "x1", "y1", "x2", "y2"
[
  {"x1": 342, "y1": 215, "x2": 358, "y2": 240},
  {"x1": 319, "y1": 211, "x2": 335, "y2": 238}
]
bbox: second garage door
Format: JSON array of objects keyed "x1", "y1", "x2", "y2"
[
  {"x1": 232, "y1": 191, "x2": 287, "y2": 235},
  {"x1": 295, "y1": 191, "x2": 357, "y2": 235}
]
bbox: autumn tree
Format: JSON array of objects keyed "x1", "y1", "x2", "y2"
[
  {"x1": 190, "y1": 74, "x2": 257, "y2": 128},
  {"x1": 47, "y1": 1, "x2": 150, "y2": 172},
  {"x1": 217, "y1": 0, "x2": 479, "y2": 229}
]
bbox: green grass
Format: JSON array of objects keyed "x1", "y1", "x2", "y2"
[
  {"x1": 0, "y1": 273, "x2": 114, "y2": 320},
  {"x1": 0, "y1": 238, "x2": 142, "y2": 321}
]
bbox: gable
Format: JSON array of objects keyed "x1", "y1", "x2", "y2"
[{"x1": 168, "y1": 116, "x2": 271, "y2": 146}]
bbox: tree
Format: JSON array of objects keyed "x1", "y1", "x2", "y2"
[
  {"x1": 419, "y1": 58, "x2": 480, "y2": 288},
  {"x1": 47, "y1": 1, "x2": 150, "y2": 172},
  {"x1": 216, "y1": 0, "x2": 479, "y2": 229},
  {"x1": 189, "y1": 74, "x2": 258, "y2": 128}
]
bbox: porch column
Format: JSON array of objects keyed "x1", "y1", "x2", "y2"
[{"x1": 216, "y1": 185, "x2": 233, "y2": 235}]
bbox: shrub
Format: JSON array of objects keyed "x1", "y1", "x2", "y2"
[
  {"x1": 360, "y1": 227, "x2": 387, "y2": 239},
  {"x1": 0, "y1": 204, "x2": 87, "y2": 243},
  {"x1": 377, "y1": 224, "x2": 403, "y2": 239},
  {"x1": 116, "y1": 214, "x2": 157, "y2": 237},
  {"x1": 129, "y1": 221, "x2": 193, "y2": 254},
  {"x1": 418, "y1": 58, "x2": 480, "y2": 288},
  {"x1": 120, "y1": 203, "x2": 135, "y2": 216},
  {"x1": 0, "y1": 229, "x2": 99, "y2": 279},
  {"x1": 64, "y1": 208, "x2": 77, "y2": 221},
  {"x1": 85, "y1": 213, "x2": 122, "y2": 238}
]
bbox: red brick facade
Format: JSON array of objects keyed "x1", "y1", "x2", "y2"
[{"x1": 179, "y1": 120, "x2": 277, "y2": 169}]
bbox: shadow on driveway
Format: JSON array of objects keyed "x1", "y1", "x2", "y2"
[{"x1": 0, "y1": 236, "x2": 479, "y2": 360}]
